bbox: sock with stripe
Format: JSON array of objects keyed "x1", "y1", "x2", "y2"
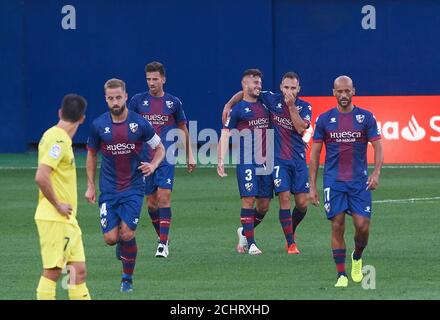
[
  {"x1": 240, "y1": 208, "x2": 255, "y2": 246},
  {"x1": 292, "y1": 207, "x2": 307, "y2": 236},
  {"x1": 279, "y1": 209, "x2": 294, "y2": 246},
  {"x1": 332, "y1": 248, "x2": 347, "y2": 277},
  {"x1": 148, "y1": 209, "x2": 160, "y2": 237},
  {"x1": 253, "y1": 209, "x2": 266, "y2": 228},
  {"x1": 159, "y1": 207, "x2": 172, "y2": 245},
  {"x1": 120, "y1": 238, "x2": 137, "y2": 281},
  {"x1": 241, "y1": 209, "x2": 266, "y2": 236}
]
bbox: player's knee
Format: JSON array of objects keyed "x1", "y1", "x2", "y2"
[
  {"x1": 104, "y1": 234, "x2": 118, "y2": 245},
  {"x1": 332, "y1": 221, "x2": 345, "y2": 233},
  {"x1": 242, "y1": 197, "x2": 255, "y2": 209},
  {"x1": 70, "y1": 265, "x2": 87, "y2": 283},
  {"x1": 157, "y1": 191, "x2": 171, "y2": 208},
  {"x1": 43, "y1": 268, "x2": 62, "y2": 282},
  {"x1": 148, "y1": 204, "x2": 158, "y2": 212},
  {"x1": 257, "y1": 205, "x2": 269, "y2": 215},
  {"x1": 357, "y1": 223, "x2": 370, "y2": 235},
  {"x1": 295, "y1": 199, "x2": 308, "y2": 211},
  {"x1": 279, "y1": 193, "x2": 291, "y2": 209},
  {"x1": 119, "y1": 229, "x2": 135, "y2": 242}
]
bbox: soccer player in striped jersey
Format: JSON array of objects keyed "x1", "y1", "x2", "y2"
[
  {"x1": 85, "y1": 79, "x2": 165, "y2": 292},
  {"x1": 129, "y1": 62, "x2": 196, "y2": 258},
  {"x1": 309, "y1": 76, "x2": 384, "y2": 288},
  {"x1": 218, "y1": 69, "x2": 273, "y2": 255},
  {"x1": 222, "y1": 72, "x2": 311, "y2": 254}
]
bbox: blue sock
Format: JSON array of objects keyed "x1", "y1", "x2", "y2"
[
  {"x1": 241, "y1": 209, "x2": 265, "y2": 236},
  {"x1": 332, "y1": 249, "x2": 347, "y2": 277},
  {"x1": 279, "y1": 209, "x2": 294, "y2": 246},
  {"x1": 120, "y1": 238, "x2": 137, "y2": 281},
  {"x1": 292, "y1": 207, "x2": 307, "y2": 235},
  {"x1": 353, "y1": 241, "x2": 367, "y2": 260},
  {"x1": 148, "y1": 209, "x2": 160, "y2": 237}
]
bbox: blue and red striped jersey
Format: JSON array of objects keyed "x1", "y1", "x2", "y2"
[
  {"x1": 224, "y1": 100, "x2": 270, "y2": 165},
  {"x1": 129, "y1": 92, "x2": 186, "y2": 164},
  {"x1": 87, "y1": 111, "x2": 156, "y2": 195},
  {"x1": 313, "y1": 106, "x2": 381, "y2": 183},
  {"x1": 259, "y1": 91, "x2": 311, "y2": 162}
]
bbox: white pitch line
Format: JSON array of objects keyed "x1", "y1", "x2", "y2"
[{"x1": 373, "y1": 196, "x2": 440, "y2": 204}]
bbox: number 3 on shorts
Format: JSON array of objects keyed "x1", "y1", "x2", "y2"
[{"x1": 245, "y1": 169, "x2": 252, "y2": 181}]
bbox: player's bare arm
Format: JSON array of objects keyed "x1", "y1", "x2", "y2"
[
  {"x1": 177, "y1": 122, "x2": 196, "y2": 173},
  {"x1": 217, "y1": 129, "x2": 231, "y2": 177},
  {"x1": 367, "y1": 139, "x2": 384, "y2": 191},
  {"x1": 222, "y1": 91, "x2": 243, "y2": 125},
  {"x1": 35, "y1": 164, "x2": 72, "y2": 219},
  {"x1": 309, "y1": 141, "x2": 323, "y2": 206},
  {"x1": 85, "y1": 150, "x2": 98, "y2": 204},
  {"x1": 285, "y1": 92, "x2": 308, "y2": 135}
]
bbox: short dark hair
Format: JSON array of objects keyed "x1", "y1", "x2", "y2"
[
  {"x1": 242, "y1": 68, "x2": 263, "y2": 79},
  {"x1": 282, "y1": 72, "x2": 300, "y2": 82},
  {"x1": 61, "y1": 94, "x2": 87, "y2": 123},
  {"x1": 145, "y1": 61, "x2": 166, "y2": 76}
]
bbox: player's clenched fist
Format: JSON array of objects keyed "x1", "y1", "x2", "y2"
[{"x1": 85, "y1": 186, "x2": 96, "y2": 204}]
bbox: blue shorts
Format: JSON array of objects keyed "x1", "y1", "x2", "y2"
[
  {"x1": 272, "y1": 159, "x2": 310, "y2": 195},
  {"x1": 236, "y1": 164, "x2": 274, "y2": 199},
  {"x1": 322, "y1": 180, "x2": 372, "y2": 220},
  {"x1": 145, "y1": 164, "x2": 175, "y2": 195},
  {"x1": 98, "y1": 193, "x2": 144, "y2": 234}
]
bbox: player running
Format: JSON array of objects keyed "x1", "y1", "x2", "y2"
[
  {"x1": 85, "y1": 79, "x2": 165, "y2": 292},
  {"x1": 309, "y1": 75, "x2": 383, "y2": 288}
]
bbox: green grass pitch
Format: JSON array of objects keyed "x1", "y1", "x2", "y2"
[{"x1": 0, "y1": 154, "x2": 439, "y2": 300}]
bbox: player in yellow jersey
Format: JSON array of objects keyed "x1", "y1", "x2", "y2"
[{"x1": 34, "y1": 94, "x2": 91, "y2": 300}]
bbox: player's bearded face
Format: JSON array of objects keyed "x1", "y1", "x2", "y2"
[
  {"x1": 281, "y1": 78, "x2": 300, "y2": 99},
  {"x1": 147, "y1": 71, "x2": 165, "y2": 95},
  {"x1": 110, "y1": 103, "x2": 126, "y2": 116},
  {"x1": 245, "y1": 77, "x2": 262, "y2": 98},
  {"x1": 335, "y1": 90, "x2": 353, "y2": 107},
  {"x1": 334, "y1": 80, "x2": 355, "y2": 108},
  {"x1": 105, "y1": 87, "x2": 128, "y2": 116}
]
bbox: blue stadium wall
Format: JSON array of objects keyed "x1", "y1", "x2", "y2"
[{"x1": 1, "y1": 0, "x2": 439, "y2": 152}]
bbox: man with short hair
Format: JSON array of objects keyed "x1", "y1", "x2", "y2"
[
  {"x1": 218, "y1": 69, "x2": 273, "y2": 255},
  {"x1": 129, "y1": 61, "x2": 195, "y2": 258},
  {"x1": 35, "y1": 94, "x2": 91, "y2": 300},
  {"x1": 309, "y1": 75, "x2": 383, "y2": 288},
  {"x1": 85, "y1": 78, "x2": 165, "y2": 292}
]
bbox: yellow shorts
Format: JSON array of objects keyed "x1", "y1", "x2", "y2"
[{"x1": 35, "y1": 220, "x2": 86, "y2": 269}]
